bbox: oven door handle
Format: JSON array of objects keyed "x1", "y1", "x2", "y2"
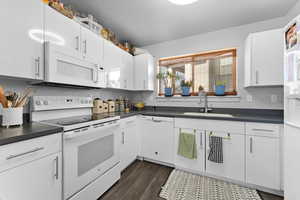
[{"x1": 64, "y1": 123, "x2": 120, "y2": 140}]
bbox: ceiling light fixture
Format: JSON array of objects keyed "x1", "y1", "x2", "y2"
[{"x1": 168, "y1": 0, "x2": 198, "y2": 5}]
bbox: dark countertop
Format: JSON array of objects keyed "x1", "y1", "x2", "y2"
[
  {"x1": 0, "y1": 107, "x2": 282, "y2": 146},
  {"x1": 0, "y1": 123, "x2": 63, "y2": 146},
  {"x1": 119, "y1": 109, "x2": 283, "y2": 124}
]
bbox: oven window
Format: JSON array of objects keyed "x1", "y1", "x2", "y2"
[{"x1": 78, "y1": 135, "x2": 114, "y2": 176}]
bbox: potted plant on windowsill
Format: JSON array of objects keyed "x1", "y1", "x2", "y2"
[
  {"x1": 180, "y1": 80, "x2": 193, "y2": 96},
  {"x1": 215, "y1": 81, "x2": 226, "y2": 96},
  {"x1": 156, "y1": 72, "x2": 178, "y2": 97}
]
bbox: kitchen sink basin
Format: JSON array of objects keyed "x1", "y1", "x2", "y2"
[{"x1": 183, "y1": 112, "x2": 234, "y2": 118}]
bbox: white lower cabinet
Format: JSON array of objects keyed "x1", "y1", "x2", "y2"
[
  {"x1": 174, "y1": 128, "x2": 205, "y2": 173},
  {"x1": 140, "y1": 116, "x2": 174, "y2": 164},
  {"x1": 120, "y1": 117, "x2": 139, "y2": 171},
  {"x1": 245, "y1": 122, "x2": 281, "y2": 190},
  {"x1": 0, "y1": 134, "x2": 62, "y2": 200},
  {"x1": 205, "y1": 131, "x2": 245, "y2": 182}
]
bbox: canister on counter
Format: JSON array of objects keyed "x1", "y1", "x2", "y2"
[
  {"x1": 119, "y1": 99, "x2": 125, "y2": 112},
  {"x1": 92, "y1": 98, "x2": 104, "y2": 114},
  {"x1": 103, "y1": 101, "x2": 109, "y2": 113},
  {"x1": 115, "y1": 99, "x2": 120, "y2": 112},
  {"x1": 108, "y1": 100, "x2": 115, "y2": 113}
]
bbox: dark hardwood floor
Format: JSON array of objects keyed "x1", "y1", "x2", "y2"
[{"x1": 99, "y1": 160, "x2": 283, "y2": 200}]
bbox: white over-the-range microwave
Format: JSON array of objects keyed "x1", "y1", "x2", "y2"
[{"x1": 42, "y1": 42, "x2": 106, "y2": 88}]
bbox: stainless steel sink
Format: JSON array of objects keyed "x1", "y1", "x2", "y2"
[{"x1": 183, "y1": 112, "x2": 234, "y2": 118}]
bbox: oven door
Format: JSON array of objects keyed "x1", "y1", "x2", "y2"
[
  {"x1": 63, "y1": 121, "x2": 120, "y2": 199},
  {"x1": 45, "y1": 42, "x2": 99, "y2": 88}
]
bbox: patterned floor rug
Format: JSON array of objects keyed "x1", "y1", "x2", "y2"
[{"x1": 159, "y1": 170, "x2": 262, "y2": 200}]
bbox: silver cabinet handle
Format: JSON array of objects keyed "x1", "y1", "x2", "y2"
[
  {"x1": 124, "y1": 80, "x2": 127, "y2": 88},
  {"x1": 35, "y1": 57, "x2": 40, "y2": 77},
  {"x1": 252, "y1": 128, "x2": 274, "y2": 132},
  {"x1": 250, "y1": 137, "x2": 253, "y2": 153},
  {"x1": 54, "y1": 156, "x2": 59, "y2": 180},
  {"x1": 6, "y1": 147, "x2": 44, "y2": 160},
  {"x1": 74, "y1": 127, "x2": 89, "y2": 133},
  {"x1": 83, "y1": 40, "x2": 87, "y2": 54},
  {"x1": 255, "y1": 70, "x2": 259, "y2": 84},
  {"x1": 75, "y1": 36, "x2": 80, "y2": 51},
  {"x1": 200, "y1": 131, "x2": 203, "y2": 149},
  {"x1": 152, "y1": 117, "x2": 163, "y2": 123},
  {"x1": 122, "y1": 132, "x2": 125, "y2": 144},
  {"x1": 93, "y1": 66, "x2": 98, "y2": 83}
]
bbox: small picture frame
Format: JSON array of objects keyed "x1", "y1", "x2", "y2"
[{"x1": 286, "y1": 23, "x2": 298, "y2": 50}]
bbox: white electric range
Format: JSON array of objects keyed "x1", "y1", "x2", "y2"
[{"x1": 31, "y1": 96, "x2": 121, "y2": 200}]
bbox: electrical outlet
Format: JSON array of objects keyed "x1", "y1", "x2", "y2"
[
  {"x1": 246, "y1": 95, "x2": 253, "y2": 102},
  {"x1": 271, "y1": 95, "x2": 278, "y2": 103}
]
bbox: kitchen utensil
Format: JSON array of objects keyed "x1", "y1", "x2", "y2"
[
  {"x1": 16, "y1": 88, "x2": 33, "y2": 107},
  {"x1": 0, "y1": 86, "x2": 8, "y2": 108},
  {"x1": 108, "y1": 100, "x2": 115, "y2": 113}
]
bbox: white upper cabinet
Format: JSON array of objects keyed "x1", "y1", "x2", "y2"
[
  {"x1": 45, "y1": 5, "x2": 81, "y2": 54},
  {"x1": 245, "y1": 29, "x2": 284, "y2": 87},
  {"x1": 104, "y1": 40, "x2": 122, "y2": 88},
  {"x1": 81, "y1": 26, "x2": 103, "y2": 65},
  {"x1": 0, "y1": 0, "x2": 44, "y2": 80},
  {"x1": 121, "y1": 51, "x2": 134, "y2": 90},
  {"x1": 134, "y1": 54, "x2": 155, "y2": 91}
]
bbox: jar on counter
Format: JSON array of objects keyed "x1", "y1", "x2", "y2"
[
  {"x1": 119, "y1": 100, "x2": 125, "y2": 112},
  {"x1": 115, "y1": 99, "x2": 120, "y2": 112}
]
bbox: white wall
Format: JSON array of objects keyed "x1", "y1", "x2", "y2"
[{"x1": 134, "y1": 16, "x2": 288, "y2": 109}]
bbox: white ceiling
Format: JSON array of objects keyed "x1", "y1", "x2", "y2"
[{"x1": 67, "y1": 0, "x2": 297, "y2": 46}]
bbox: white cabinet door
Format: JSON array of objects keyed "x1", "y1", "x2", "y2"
[
  {"x1": 140, "y1": 116, "x2": 174, "y2": 164},
  {"x1": 246, "y1": 135, "x2": 280, "y2": 190},
  {"x1": 174, "y1": 128, "x2": 205, "y2": 173},
  {"x1": 206, "y1": 131, "x2": 245, "y2": 182},
  {"x1": 45, "y1": 5, "x2": 81, "y2": 53},
  {"x1": 0, "y1": 153, "x2": 62, "y2": 200},
  {"x1": 134, "y1": 54, "x2": 154, "y2": 91},
  {"x1": 81, "y1": 27, "x2": 102, "y2": 65},
  {"x1": 120, "y1": 118, "x2": 138, "y2": 171},
  {"x1": 245, "y1": 29, "x2": 284, "y2": 87},
  {"x1": 104, "y1": 40, "x2": 122, "y2": 88},
  {"x1": 121, "y1": 52, "x2": 134, "y2": 90},
  {"x1": 0, "y1": 0, "x2": 44, "y2": 80}
]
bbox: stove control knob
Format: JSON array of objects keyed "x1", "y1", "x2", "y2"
[
  {"x1": 43, "y1": 100, "x2": 49, "y2": 105},
  {"x1": 35, "y1": 100, "x2": 42, "y2": 106}
]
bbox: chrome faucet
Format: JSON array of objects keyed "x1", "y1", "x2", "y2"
[{"x1": 199, "y1": 92, "x2": 212, "y2": 113}]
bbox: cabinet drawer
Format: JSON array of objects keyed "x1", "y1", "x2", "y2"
[
  {"x1": 246, "y1": 123, "x2": 280, "y2": 138},
  {"x1": 175, "y1": 118, "x2": 245, "y2": 134},
  {"x1": 0, "y1": 133, "x2": 61, "y2": 172}
]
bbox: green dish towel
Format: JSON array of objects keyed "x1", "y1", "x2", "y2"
[{"x1": 178, "y1": 132, "x2": 197, "y2": 159}]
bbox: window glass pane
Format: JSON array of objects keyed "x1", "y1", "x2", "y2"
[{"x1": 158, "y1": 49, "x2": 236, "y2": 95}]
